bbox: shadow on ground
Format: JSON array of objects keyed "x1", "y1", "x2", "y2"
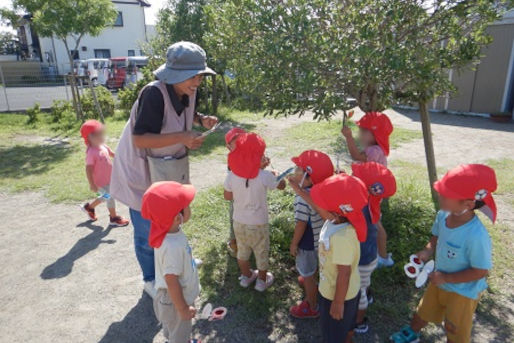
[
  {"x1": 0, "y1": 143, "x2": 72, "y2": 178},
  {"x1": 99, "y1": 292, "x2": 161, "y2": 343},
  {"x1": 394, "y1": 107, "x2": 514, "y2": 133},
  {"x1": 40, "y1": 221, "x2": 116, "y2": 279}
]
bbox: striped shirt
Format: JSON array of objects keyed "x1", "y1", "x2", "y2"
[{"x1": 294, "y1": 192, "x2": 324, "y2": 250}]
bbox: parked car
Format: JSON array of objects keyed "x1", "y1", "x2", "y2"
[
  {"x1": 106, "y1": 56, "x2": 149, "y2": 89},
  {"x1": 85, "y1": 58, "x2": 109, "y2": 86}
]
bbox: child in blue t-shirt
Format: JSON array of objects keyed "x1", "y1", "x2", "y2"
[{"x1": 390, "y1": 164, "x2": 497, "y2": 343}]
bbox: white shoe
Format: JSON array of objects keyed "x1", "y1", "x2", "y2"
[
  {"x1": 238, "y1": 270, "x2": 258, "y2": 288},
  {"x1": 144, "y1": 280, "x2": 156, "y2": 299},
  {"x1": 255, "y1": 272, "x2": 274, "y2": 292},
  {"x1": 194, "y1": 258, "x2": 203, "y2": 267}
]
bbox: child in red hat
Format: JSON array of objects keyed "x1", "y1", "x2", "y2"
[
  {"x1": 141, "y1": 181, "x2": 199, "y2": 343},
  {"x1": 342, "y1": 111, "x2": 394, "y2": 268},
  {"x1": 224, "y1": 127, "x2": 246, "y2": 256},
  {"x1": 223, "y1": 133, "x2": 285, "y2": 292},
  {"x1": 80, "y1": 120, "x2": 129, "y2": 226},
  {"x1": 310, "y1": 173, "x2": 368, "y2": 343},
  {"x1": 390, "y1": 164, "x2": 496, "y2": 343},
  {"x1": 288, "y1": 150, "x2": 334, "y2": 319},
  {"x1": 351, "y1": 162, "x2": 396, "y2": 334}
]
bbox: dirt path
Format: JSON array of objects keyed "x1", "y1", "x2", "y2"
[{"x1": 1, "y1": 110, "x2": 513, "y2": 342}]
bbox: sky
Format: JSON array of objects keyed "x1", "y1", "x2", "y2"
[{"x1": 0, "y1": 0, "x2": 168, "y2": 33}]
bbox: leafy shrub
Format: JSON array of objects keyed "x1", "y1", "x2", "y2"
[
  {"x1": 49, "y1": 100, "x2": 74, "y2": 123},
  {"x1": 25, "y1": 103, "x2": 41, "y2": 125},
  {"x1": 80, "y1": 86, "x2": 115, "y2": 120},
  {"x1": 117, "y1": 68, "x2": 154, "y2": 116}
]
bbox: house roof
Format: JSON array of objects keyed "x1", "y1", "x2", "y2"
[{"x1": 112, "y1": 0, "x2": 151, "y2": 6}]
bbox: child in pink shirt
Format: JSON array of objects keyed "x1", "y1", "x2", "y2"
[
  {"x1": 80, "y1": 120, "x2": 129, "y2": 226},
  {"x1": 341, "y1": 111, "x2": 394, "y2": 267}
]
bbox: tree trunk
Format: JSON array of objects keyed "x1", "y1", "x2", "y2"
[
  {"x1": 221, "y1": 74, "x2": 230, "y2": 104},
  {"x1": 63, "y1": 40, "x2": 83, "y2": 120},
  {"x1": 419, "y1": 100, "x2": 438, "y2": 206},
  {"x1": 88, "y1": 81, "x2": 104, "y2": 123},
  {"x1": 212, "y1": 75, "x2": 218, "y2": 115}
]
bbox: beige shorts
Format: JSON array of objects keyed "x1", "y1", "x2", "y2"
[
  {"x1": 153, "y1": 289, "x2": 192, "y2": 343},
  {"x1": 233, "y1": 221, "x2": 270, "y2": 270}
]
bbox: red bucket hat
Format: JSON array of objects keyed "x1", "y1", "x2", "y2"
[
  {"x1": 291, "y1": 150, "x2": 334, "y2": 184},
  {"x1": 225, "y1": 127, "x2": 246, "y2": 145},
  {"x1": 141, "y1": 181, "x2": 196, "y2": 248},
  {"x1": 351, "y1": 162, "x2": 397, "y2": 224},
  {"x1": 434, "y1": 164, "x2": 497, "y2": 223},
  {"x1": 228, "y1": 133, "x2": 266, "y2": 179},
  {"x1": 311, "y1": 174, "x2": 369, "y2": 242},
  {"x1": 356, "y1": 112, "x2": 393, "y2": 156},
  {"x1": 80, "y1": 119, "x2": 103, "y2": 146}
]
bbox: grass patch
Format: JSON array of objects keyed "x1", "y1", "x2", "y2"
[{"x1": 272, "y1": 119, "x2": 421, "y2": 159}]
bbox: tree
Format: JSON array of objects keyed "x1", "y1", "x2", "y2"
[
  {"x1": 0, "y1": 32, "x2": 19, "y2": 55},
  {"x1": 210, "y1": 0, "x2": 509, "y2": 202},
  {"x1": 7, "y1": 0, "x2": 117, "y2": 119}
]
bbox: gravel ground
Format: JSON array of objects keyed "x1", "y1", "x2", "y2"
[{"x1": 1, "y1": 109, "x2": 513, "y2": 342}]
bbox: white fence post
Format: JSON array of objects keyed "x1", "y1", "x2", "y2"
[{"x1": 0, "y1": 65, "x2": 10, "y2": 112}]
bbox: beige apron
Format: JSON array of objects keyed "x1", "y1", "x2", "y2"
[{"x1": 110, "y1": 80, "x2": 195, "y2": 211}]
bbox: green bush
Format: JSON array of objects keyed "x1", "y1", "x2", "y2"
[
  {"x1": 117, "y1": 68, "x2": 154, "y2": 116},
  {"x1": 80, "y1": 86, "x2": 115, "y2": 120},
  {"x1": 49, "y1": 100, "x2": 74, "y2": 123},
  {"x1": 25, "y1": 103, "x2": 41, "y2": 125}
]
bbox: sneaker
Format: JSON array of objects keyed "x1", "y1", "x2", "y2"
[
  {"x1": 378, "y1": 253, "x2": 395, "y2": 268},
  {"x1": 110, "y1": 216, "x2": 130, "y2": 227},
  {"x1": 81, "y1": 203, "x2": 97, "y2": 221},
  {"x1": 290, "y1": 300, "x2": 320, "y2": 319},
  {"x1": 194, "y1": 258, "x2": 203, "y2": 267},
  {"x1": 143, "y1": 280, "x2": 156, "y2": 299},
  {"x1": 389, "y1": 325, "x2": 420, "y2": 343},
  {"x1": 239, "y1": 270, "x2": 258, "y2": 288},
  {"x1": 255, "y1": 272, "x2": 274, "y2": 292},
  {"x1": 355, "y1": 317, "x2": 369, "y2": 334}
]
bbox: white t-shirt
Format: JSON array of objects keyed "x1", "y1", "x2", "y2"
[
  {"x1": 224, "y1": 169, "x2": 280, "y2": 225},
  {"x1": 154, "y1": 230, "x2": 200, "y2": 305}
]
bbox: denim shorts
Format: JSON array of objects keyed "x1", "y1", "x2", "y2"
[{"x1": 296, "y1": 248, "x2": 318, "y2": 277}]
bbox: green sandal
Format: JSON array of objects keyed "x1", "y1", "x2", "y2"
[{"x1": 389, "y1": 325, "x2": 420, "y2": 343}]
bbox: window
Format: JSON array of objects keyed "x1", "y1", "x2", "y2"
[
  {"x1": 114, "y1": 11, "x2": 123, "y2": 26},
  {"x1": 70, "y1": 50, "x2": 79, "y2": 60},
  {"x1": 128, "y1": 50, "x2": 135, "y2": 57},
  {"x1": 94, "y1": 49, "x2": 111, "y2": 58}
]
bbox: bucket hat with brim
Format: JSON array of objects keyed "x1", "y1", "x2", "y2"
[{"x1": 153, "y1": 41, "x2": 216, "y2": 84}]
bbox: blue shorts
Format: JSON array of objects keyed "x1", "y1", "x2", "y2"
[{"x1": 295, "y1": 248, "x2": 318, "y2": 277}]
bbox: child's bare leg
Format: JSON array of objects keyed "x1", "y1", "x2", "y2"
[
  {"x1": 377, "y1": 220, "x2": 388, "y2": 258},
  {"x1": 410, "y1": 313, "x2": 428, "y2": 332},
  {"x1": 345, "y1": 330, "x2": 355, "y2": 343},
  {"x1": 238, "y1": 259, "x2": 252, "y2": 277},
  {"x1": 258, "y1": 269, "x2": 268, "y2": 281},
  {"x1": 303, "y1": 275, "x2": 318, "y2": 309},
  {"x1": 89, "y1": 198, "x2": 102, "y2": 208},
  {"x1": 356, "y1": 309, "x2": 366, "y2": 324},
  {"x1": 108, "y1": 207, "x2": 117, "y2": 217}
]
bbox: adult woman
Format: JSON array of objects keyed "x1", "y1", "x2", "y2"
[{"x1": 110, "y1": 42, "x2": 217, "y2": 297}]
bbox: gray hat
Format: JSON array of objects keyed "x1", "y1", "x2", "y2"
[{"x1": 153, "y1": 41, "x2": 216, "y2": 84}]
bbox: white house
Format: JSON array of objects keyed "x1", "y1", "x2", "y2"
[{"x1": 17, "y1": 0, "x2": 151, "y2": 73}]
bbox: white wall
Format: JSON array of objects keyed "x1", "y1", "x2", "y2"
[{"x1": 38, "y1": 2, "x2": 148, "y2": 73}]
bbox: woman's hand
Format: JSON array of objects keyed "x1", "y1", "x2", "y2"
[
  {"x1": 201, "y1": 115, "x2": 218, "y2": 129},
  {"x1": 178, "y1": 305, "x2": 196, "y2": 320},
  {"x1": 329, "y1": 300, "x2": 344, "y2": 320},
  {"x1": 183, "y1": 131, "x2": 206, "y2": 150}
]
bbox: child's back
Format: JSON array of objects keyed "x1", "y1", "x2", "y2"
[{"x1": 225, "y1": 169, "x2": 279, "y2": 225}]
